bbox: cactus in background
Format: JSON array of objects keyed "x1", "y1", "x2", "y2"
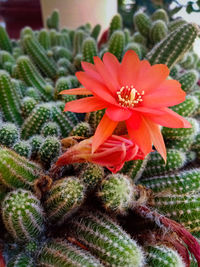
[
  {"x1": 70, "y1": 122, "x2": 92, "y2": 138},
  {"x1": 79, "y1": 163, "x2": 104, "y2": 190},
  {"x1": 124, "y1": 42, "x2": 142, "y2": 58},
  {"x1": 146, "y1": 245, "x2": 185, "y2": 267},
  {"x1": 86, "y1": 109, "x2": 105, "y2": 130},
  {"x1": 22, "y1": 35, "x2": 57, "y2": 79},
  {"x1": 150, "y1": 20, "x2": 168, "y2": 44},
  {"x1": 98, "y1": 174, "x2": 135, "y2": 214},
  {"x1": 0, "y1": 70, "x2": 23, "y2": 126},
  {"x1": 179, "y1": 52, "x2": 195, "y2": 69},
  {"x1": 16, "y1": 56, "x2": 52, "y2": 100},
  {"x1": 141, "y1": 168, "x2": 200, "y2": 195},
  {"x1": 21, "y1": 103, "x2": 52, "y2": 140},
  {"x1": 44, "y1": 177, "x2": 85, "y2": 224},
  {"x1": 170, "y1": 64, "x2": 181, "y2": 78},
  {"x1": 25, "y1": 87, "x2": 41, "y2": 102},
  {"x1": 108, "y1": 30, "x2": 125, "y2": 61},
  {"x1": 13, "y1": 141, "x2": 32, "y2": 159},
  {"x1": 37, "y1": 239, "x2": 103, "y2": 267},
  {"x1": 162, "y1": 117, "x2": 199, "y2": 140},
  {"x1": 133, "y1": 11, "x2": 151, "y2": 38},
  {"x1": 82, "y1": 37, "x2": 97, "y2": 64},
  {"x1": 0, "y1": 50, "x2": 15, "y2": 68},
  {"x1": 154, "y1": 194, "x2": 200, "y2": 234},
  {"x1": 2, "y1": 189, "x2": 44, "y2": 242},
  {"x1": 177, "y1": 70, "x2": 199, "y2": 93},
  {"x1": 151, "y1": 9, "x2": 169, "y2": 23},
  {"x1": 142, "y1": 149, "x2": 186, "y2": 177},
  {"x1": 0, "y1": 147, "x2": 42, "y2": 190},
  {"x1": 0, "y1": 123, "x2": 19, "y2": 147},
  {"x1": 55, "y1": 76, "x2": 73, "y2": 99},
  {"x1": 11, "y1": 79, "x2": 26, "y2": 99},
  {"x1": 29, "y1": 135, "x2": 44, "y2": 157},
  {"x1": 132, "y1": 32, "x2": 147, "y2": 46},
  {"x1": 170, "y1": 95, "x2": 198, "y2": 117},
  {"x1": 41, "y1": 122, "x2": 60, "y2": 137},
  {"x1": 7, "y1": 253, "x2": 34, "y2": 267},
  {"x1": 38, "y1": 136, "x2": 61, "y2": 166},
  {"x1": 21, "y1": 97, "x2": 37, "y2": 118},
  {"x1": 91, "y1": 24, "x2": 101, "y2": 40},
  {"x1": 108, "y1": 14, "x2": 122, "y2": 37},
  {"x1": 46, "y1": 9, "x2": 60, "y2": 31},
  {"x1": 165, "y1": 136, "x2": 194, "y2": 152},
  {"x1": 168, "y1": 18, "x2": 186, "y2": 32},
  {"x1": 0, "y1": 26, "x2": 12, "y2": 53},
  {"x1": 73, "y1": 29, "x2": 87, "y2": 55},
  {"x1": 38, "y1": 29, "x2": 51, "y2": 50},
  {"x1": 146, "y1": 23, "x2": 199, "y2": 68},
  {"x1": 71, "y1": 212, "x2": 145, "y2": 267}
]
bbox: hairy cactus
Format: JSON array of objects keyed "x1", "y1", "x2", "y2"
[
  {"x1": 134, "y1": 11, "x2": 151, "y2": 38},
  {"x1": 0, "y1": 25, "x2": 12, "y2": 53},
  {"x1": 154, "y1": 194, "x2": 200, "y2": 234},
  {"x1": 170, "y1": 95, "x2": 198, "y2": 117},
  {"x1": 165, "y1": 136, "x2": 194, "y2": 152},
  {"x1": 2, "y1": 189, "x2": 44, "y2": 242},
  {"x1": 38, "y1": 136, "x2": 61, "y2": 166},
  {"x1": 79, "y1": 163, "x2": 104, "y2": 190},
  {"x1": 0, "y1": 70, "x2": 23, "y2": 126},
  {"x1": 22, "y1": 35, "x2": 57, "y2": 79},
  {"x1": 44, "y1": 177, "x2": 85, "y2": 224},
  {"x1": 46, "y1": 9, "x2": 60, "y2": 31},
  {"x1": 38, "y1": 29, "x2": 51, "y2": 51},
  {"x1": 0, "y1": 122, "x2": 19, "y2": 147},
  {"x1": 82, "y1": 37, "x2": 97, "y2": 64},
  {"x1": 177, "y1": 70, "x2": 199, "y2": 93},
  {"x1": 150, "y1": 20, "x2": 168, "y2": 44},
  {"x1": 29, "y1": 135, "x2": 44, "y2": 157},
  {"x1": 146, "y1": 245, "x2": 185, "y2": 267},
  {"x1": 141, "y1": 168, "x2": 200, "y2": 195},
  {"x1": 13, "y1": 141, "x2": 32, "y2": 158},
  {"x1": 0, "y1": 147, "x2": 42, "y2": 190},
  {"x1": 25, "y1": 87, "x2": 41, "y2": 101},
  {"x1": 41, "y1": 122, "x2": 60, "y2": 137},
  {"x1": 21, "y1": 97, "x2": 37, "y2": 118},
  {"x1": 7, "y1": 253, "x2": 34, "y2": 267},
  {"x1": 0, "y1": 51, "x2": 15, "y2": 68},
  {"x1": 16, "y1": 56, "x2": 52, "y2": 100},
  {"x1": 108, "y1": 30, "x2": 125, "y2": 61},
  {"x1": 71, "y1": 212, "x2": 145, "y2": 267},
  {"x1": 98, "y1": 174, "x2": 135, "y2": 214},
  {"x1": 37, "y1": 239, "x2": 103, "y2": 267},
  {"x1": 108, "y1": 14, "x2": 122, "y2": 37},
  {"x1": 142, "y1": 149, "x2": 186, "y2": 177},
  {"x1": 151, "y1": 9, "x2": 169, "y2": 23},
  {"x1": 146, "y1": 23, "x2": 199, "y2": 68},
  {"x1": 20, "y1": 103, "x2": 52, "y2": 140},
  {"x1": 70, "y1": 122, "x2": 92, "y2": 138},
  {"x1": 54, "y1": 76, "x2": 74, "y2": 99}
]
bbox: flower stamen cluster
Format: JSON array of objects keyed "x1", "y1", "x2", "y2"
[{"x1": 117, "y1": 85, "x2": 144, "y2": 108}]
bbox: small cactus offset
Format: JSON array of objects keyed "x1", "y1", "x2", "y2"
[
  {"x1": 0, "y1": 147, "x2": 42, "y2": 190},
  {"x1": 0, "y1": 123, "x2": 19, "y2": 147},
  {"x1": 98, "y1": 174, "x2": 135, "y2": 214},
  {"x1": 46, "y1": 9, "x2": 60, "y2": 31},
  {"x1": 41, "y1": 122, "x2": 60, "y2": 137},
  {"x1": 142, "y1": 149, "x2": 186, "y2": 177},
  {"x1": 108, "y1": 14, "x2": 122, "y2": 37},
  {"x1": 82, "y1": 37, "x2": 97, "y2": 64},
  {"x1": 150, "y1": 20, "x2": 168, "y2": 44},
  {"x1": 29, "y1": 135, "x2": 44, "y2": 157},
  {"x1": 91, "y1": 24, "x2": 101, "y2": 40},
  {"x1": 133, "y1": 11, "x2": 152, "y2": 38},
  {"x1": 108, "y1": 30, "x2": 125, "y2": 61},
  {"x1": 37, "y1": 239, "x2": 103, "y2": 267},
  {"x1": 146, "y1": 245, "x2": 185, "y2": 267},
  {"x1": 38, "y1": 136, "x2": 61, "y2": 166},
  {"x1": 73, "y1": 29, "x2": 87, "y2": 55},
  {"x1": 70, "y1": 122, "x2": 92, "y2": 138},
  {"x1": 21, "y1": 97, "x2": 37, "y2": 118},
  {"x1": 0, "y1": 70, "x2": 23, "y2": 126},
  {"x1": 141, "y1": 168, "x2": 200, "y2": 195},
  {"x1": 44, "y1": 177, "x2": 85, "y2": 224},
  {"x1": 146, "y1": 23, "x2": 199, "y2": 68},
  {"x1": 20, "y1": 103, "x2": 52, "y2": 140},
  {"x1": 0, "y1": 25, "x2": 12, "y2": 53},
  {"x1": 38, "y1": 29, "x2": 51, "y2": 51},
  {"x1": 71, "y1": 211, "x2": 145, "y2": 267},
  {"x1": 2, "y1": 189, "x2": 45, "y2": 242},
  {"x1": 13, "y1": 141, "x2": 32, "y2": 159},
  {"x1": 7, "y1": 253, "x2": 34, "y2": 267},
  {"x1": 151, "y1": 9, "x2": 169, "y2": 23}
]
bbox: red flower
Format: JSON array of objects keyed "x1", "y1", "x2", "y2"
[
  {"x1": 61, "y1": 51, "x2": 191, "y2": 161},
  {"x1": 56, "y1": 135, "x2": 144, "y2": 173}
]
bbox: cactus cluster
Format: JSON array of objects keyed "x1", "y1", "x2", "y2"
[{"x1": 0, "y1": 7, "x2": 200, "y2": 267}]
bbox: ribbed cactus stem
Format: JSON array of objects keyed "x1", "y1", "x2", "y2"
[
  {"x1": 70, "y1": 122, "x2": 92, "y2": 138},
  {"x1": 13, "y1": 141, "x2": 32, "y2": 159},
  {"x1": 7, "y1": 253, "x2": 34, "y2": 267},
  {"x1": 170, "y1": 95, "x2": 198, "y2": 117},
  {"x1": 0, "y1": 122, "x2": 19, "y2": 147},
  {"x1": 21, "y1": 97, "x2": 37, "y2": 118},
  {"x1": 38, "y1": 29, "x2": 51, "y2": 51},
  {"x1": 177, "y1": 70, "x2": 199, "y2": 93},
  {"x1": 150, "y1": 20, "x2": 168, "y2": 44},
  {"x1": 108, "y1": 14, "x2": 122, "y2": 37},
  {"x1": 2, "y1": 189, "x2": 44, "y2": 242},
  {"x1": 91, "y1": 24, "x2": 101, "y2": 40},
  {"x1": 133, "y1": 11, "x2": 152, "y2": 38},
  {"x1": 82, "y1": 37, "x2": 97, "y2": 64},
  {"x1": 108, "y1": 30, "x2": 125, "y2": 61},
  {"x1": 0, "y1": 26, "x2": 12, "y2": 53},
  {"x1": 151, "y1": 8, "x2": 169, "y2": 23}
]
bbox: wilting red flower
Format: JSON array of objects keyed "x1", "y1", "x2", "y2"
[
  {"x1": 61, "y1": 50, "x2": 191, "y2": 161},
  {"x1": 56, "y1": 135, "x2": 144, "y2": 173}
]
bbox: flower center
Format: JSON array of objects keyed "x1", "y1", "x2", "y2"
[{"x1": 117, "y1": 85, "x2": 144, "y2": 108}]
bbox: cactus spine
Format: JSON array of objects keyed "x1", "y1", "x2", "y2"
[
  {"x1": 0, "y1": 123, "x2": 19, "y2": 147},
  {"x1": 13, "y1": 141, "x2": 32, "y2": 159}
]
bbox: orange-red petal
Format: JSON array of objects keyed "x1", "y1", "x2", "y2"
[
  {"x1": 76, "y1": 71, "x2": 117, "y2": 105},
  {"x1": 92, "y1": 114, "x2": 118, "y2": 152},
  {"x1": 146, "y1": 107, "x2": 192, "y2": 128},
  {"x1": 103, "y1": 52, "x2": 120, "y2": 87},
  {"x1": 144, "y1": 118, "x2": 166, "y2": 162},
  {"x1": 81, "y1": 61, "x2": 103, "y2": 83},
  {"x1": 142, "y1": 80, "x2": 186, "y2": 108},
  {"x1": 60, "y1": 88, "x2": 92, "y2": 95},
  {"x1": 125, "y1": 112, "x2": 141, "y2": 130},
  {"x1": 119, "y1": 50, "x2": 140, "y2": 87},
  {"x1": 136, "y1": 64, "x2": 170, "y2": 94},
  {"x1": 127, "y1": 117, "x2": 152, "y2": 156},
  {"x1": 106, "y1": 106, "x2": 132, "y2": 121},
  {"x1": 64, "y1": 96, "x2": 107, "y2": 113}
]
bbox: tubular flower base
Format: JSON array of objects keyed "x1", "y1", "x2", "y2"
[
  {"x1": 56, "y1": 135, "x2": 144, "y2": 173},
  {"x1": 136, "y1": 205, "x2": 200, "y2": 266},
  {"x1": 61, "y1": 50, "x2": 191, "y2": 161}
]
